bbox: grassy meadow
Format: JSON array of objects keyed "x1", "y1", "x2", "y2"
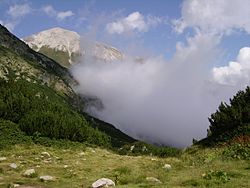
[{"x1": 0, "y1": 143, "x2": 249, "y2": 188}]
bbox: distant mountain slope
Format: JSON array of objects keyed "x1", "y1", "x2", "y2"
[
  {"x1": 0, "y1": 25, "x2": 75, "y2": 91},
  {"x1": 0, "y1": 24, "x2": 135, "y2": 147},
  {"x1": 23, "y1": 27, "x2": 123, "y2": 67}
]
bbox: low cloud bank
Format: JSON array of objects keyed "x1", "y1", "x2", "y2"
[{"x1": 71, "y1": 33, "x2": 247, "y2": 147}]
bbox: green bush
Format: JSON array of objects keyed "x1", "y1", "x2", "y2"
[
  {"x1": 203, "y1": 87, "x2": 250, "y2": 144},
  {"x1": 0, "y1": 119, "x2": 31, "y2": 148},
  {"x1": 0, "y1": 78, "x2": 111, "y2": 147},
  {"x1": 222, "y1": 143, "x2": 250, "y2": 160},
  {"x1": 117, "y1": 141, "x2": 180, "y2": 157},
  {"x1": 203, "y1": 170, "x2": 230, "y2": 183}
]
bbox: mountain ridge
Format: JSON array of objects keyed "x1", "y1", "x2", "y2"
[
  {"x1": 0, "y1": 24, "x2": 136, "y2": 148},
  {"x1": 23, "y1": 27, "x2": 124, "y2": 67}
]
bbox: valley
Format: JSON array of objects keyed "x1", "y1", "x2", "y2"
[{"x1": 0, "y1": 2, "x2": 250, "y2": 186}]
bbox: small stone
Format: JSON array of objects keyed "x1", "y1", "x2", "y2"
[
  {"x1": 15, "y1": 185, "x2": 47, "y2": 188},
  {"x1": 40, "y1": 175, "x2": 54, "y2": 182},
  {"x1": 63, "y1": 165, "x2": 68, "y2": 168},
  {"x1": 13, "y1": 184, "x2": 20, "y2": 187},
  {"x1": 92, "y1": 178, "x2": 115, "y2": 188},
  {"x1": 142, "y1": 146, "x2": 147, "y2": 152},
  {"x1": 130, "y1": 145, "x2": 135, "y2": 151},
  {"x1": 0, "y1": 157, "x2": 7, "y2": 161},
  {"x1": 23, "y1": 169, "x2": 36, "y2": 177},
  {"x1": 163, "y1": 164, "x2": 172, "y2": 170},
  {"x1": 79, "y1": 152, "x2": 85, "y2": 156},
  {"x1": 9, "y1": 163, "x2": 18, "y2": 169},
  {"x1": 41, "y1": 152, "x2": 50, "y2": 157},
  {"x1": 146, "y1": 177, "x2": 162, "y2": 183}
]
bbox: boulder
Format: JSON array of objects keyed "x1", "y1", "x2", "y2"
[
  {"x1": 146, "y1": 177, "x2": 162, "y2": 183},
  {"x1": 92, "y1": 178, "x2": 115, "y2": 188},
  {"x1": 163, "y1": 164, "x2": 172, "y2": 170},
  {"x1": 23, "y1": 169, "x2": 36, "y2": 177},
  {"x1": 0, "y1": 157, "x2": 7, "y2": 161},
  {"x1": 41, "y1": 152, "x2": 50, "y2": 157},
  {"x1": 130, "y1": 145, "x2": 135, "y2": 151},
  {"x1": 63, "y1": 165, "x2": 68, "y2": 168},
  {"x1": 79, "y1": 152, "x2": 85, "y2": 156},
  {"x1": 9, "y1": 163, "x2": 18, "y2": 169},
  {"x1": 15, "y1": 186, "x2": 47, "y2": 188},
  {"x1": 40, "y1": 175, "x2": 54, "y2": 182}
]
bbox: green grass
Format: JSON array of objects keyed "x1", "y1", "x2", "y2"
[
  {"x1": 0, "y1": 143, "x2": 249, "y2": 188},
  {"x1": 38, "y1": 46, "x2": 72, "y2": 68}
]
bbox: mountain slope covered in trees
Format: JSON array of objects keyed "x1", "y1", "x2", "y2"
[
  {"x1": 0, "y1": 24, "x2": 136, "y2": 149},
  {"x1": 0, "y1": 24, "x2": 182, "y2": 157}
]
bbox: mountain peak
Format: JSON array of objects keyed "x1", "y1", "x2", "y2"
[
  {"x1": 23, "y1": 27, "x2": 80, "y2": 55},
  {"x1": 36, "y1": 27, "x2": 80, "y2": 38},
  {"x1": 23, "y1": 27, "x2": 123, "y2": 67}
]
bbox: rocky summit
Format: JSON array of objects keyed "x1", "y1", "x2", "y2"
[{"x1": 23, "y1": 27, "x2": 123, "y2": 68}]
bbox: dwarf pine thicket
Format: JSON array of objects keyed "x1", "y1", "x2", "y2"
[
  {"x1": 200, "y1": 87, "x2": 250, "y2": 145},
  {"x1": 0, "y1": 78, "x2": 111, "y2": 148}
]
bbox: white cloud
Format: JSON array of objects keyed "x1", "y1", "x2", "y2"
[
  {"x1": 72, "y1": 33, "x2": 227, "y2": 147},
  {"x1": 1, "y1": 3, "x2": 32, "y2": 31},
  {"x1": 4, "y1": 22, "x2": 16, "y2": 31},
  {"x1": 0, "y1": 19, "x2": 17, "y2": 31},
  {"x1": 43, "y1": 5, "x2": 56, "y2": 16},
  {"x1": 57, "y1": 11, "x2": 74, "y2": 21},
  {"x1": 106, "y1": 12, "x2": 162, "y2": 34},
  {"x1": 7, "y1": 3, "x2": 31, "y2": 18},
  {"x1": 42, "y1": 5, "x2": 74, "y2": 21},
  {"x1": 213, "y1": 47, "x2": 250, "y2": 85},
  {"x1": 173, "y1": 0, "x2": 250, "y2": 34}
]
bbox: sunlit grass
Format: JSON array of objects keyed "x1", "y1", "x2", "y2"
[{"x1": 0, "y1": 143, "x2": 249, "y2": 188}]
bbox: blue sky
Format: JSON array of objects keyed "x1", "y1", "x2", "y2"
[{"x1": 0, "y1": 0, "x2": 250, "y2": 65}]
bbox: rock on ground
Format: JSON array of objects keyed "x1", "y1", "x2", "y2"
[
  {"x1": 79, "y1": 152, "x2": 85, "y2": 156},
  {"x1": 163, "y1": 164, "x2": 172, "y2": 170},
  {"x1": 0, "y1": 157, "x2": 7, "y2": 161},
  {"x1": 146, "y1": 177, "x2": 162, "y2": 183},
  {"x1": 23, "y1": 169, "x2": 36, "y2": 177},
  {"x1": 9, "y1": 163, "x2": 18, "y2": 169},
  {"x1": 41, "y1": 152, "x2": 50, "y2": 157},
  {"x1": 15, "y1": 186, "x2": 47, "y2": 188},
  {"x1": 92, "y1": 178, "x2": 115, "y2": 188},
  {"x1": 40, "y1": 175, "x2": 54, "y2": 182}
]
